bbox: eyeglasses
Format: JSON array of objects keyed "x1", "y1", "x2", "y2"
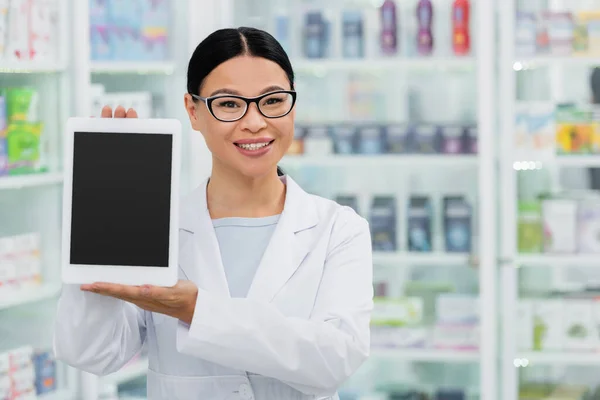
[{"x1": 191, "y1": 90, "x2": 297, "y2": 122}]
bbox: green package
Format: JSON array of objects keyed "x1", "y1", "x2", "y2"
[
  {"x1": 6, "y1": 88, "x2": 38, "y2": 123},
  {"x1": 7, "y1": 122, "x2": 43, "y2": 175},
  {"x1": 517, "y1": 201, "x2": 543, "y2": 253}
]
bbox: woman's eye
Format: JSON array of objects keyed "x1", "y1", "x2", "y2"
[
  {"x1": 263, "y1": 97, "x2": 283, "y2": 105},
  {"x1": 217, "y1": 101, "x2": 239, "y2": 108}
]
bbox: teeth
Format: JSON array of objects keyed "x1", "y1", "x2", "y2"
[{"x1": 237, "y1": 142, "x2": 270, "y2": 150}]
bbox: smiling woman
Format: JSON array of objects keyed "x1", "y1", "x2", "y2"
[{"x1": 53, "y1": 27, "x2": 374, "y2": 400}]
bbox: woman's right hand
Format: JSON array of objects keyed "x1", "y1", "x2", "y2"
[{"x1": 101, "y1": 105, "x2": 138, "y2": 119}]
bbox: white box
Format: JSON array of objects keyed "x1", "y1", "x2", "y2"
[
  {"x1": 542, "y1": 199, "x2": 578, "y2": 253},
  {"x1": 563, "y1": 300, "x2": 596, "y2": 351},
  {"x1": 516, "y1": 300, "x2": 534, "y2": 351},
  {"x1": 532, "y1": 300, "x2": 564, "y2": 351},
  {"x1": 432, "y1": 324, "x2": 479, "y2": 350},
  {"x1": 435, "y1": 294, "x2": 479, "y2": 325},
  {"x1": 578, "y1": 200, "x2": 600, "y2": 253},
  {"x1": 8, "y1": 347, "x2": 33, "y2": 370}
]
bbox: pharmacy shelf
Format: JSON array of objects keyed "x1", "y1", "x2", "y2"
[
  {"x1": 0, "y1": 173, "x2": 64, "y2": 190},
  {"x1": 373, "y1": 252, "x2": 473, "y2": 267},
  {"x1": 294, "y1": 56, "x2": 475, "y2": 72},
  {"x1": 39, "y1": 389, "x2": 77, "y2": 400},
  {"x1": 371, "y1": 348, "x2": 479, "y2": 363},
  {"x1": 517, "y1": 254, "x2": 600, "y2": 268},
  {"x1": 0, "y1": 282, "x2": 62, "y2": 311},
  {"x1": 555, "y1": 156, "x2": 600, "y2": 168},
  {"x1": 102, "y1": 358, "x2": 148, "y2": 385},
  {"x1": 519, "y1": 352, "x2": 600, "y2": 366},
  {"x1": 281, "y1": 154, "x2": 478, "y2": 169},
  {"x1": 0, "y1": 62, "x2": 67, "y2": 74},
  {"x1": 90, "y1": 61, "x2": 176, "y2": 75},
  {"x1": 514, "y1": 56, "x2": 600, "y2": 70}
]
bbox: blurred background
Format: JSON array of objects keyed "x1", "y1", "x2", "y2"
[{"x1": 4, "y1": 0, "x2": 600, "y2": 399}]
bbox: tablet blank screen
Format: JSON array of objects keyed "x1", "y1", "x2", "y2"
[{"x1": 70, "y1": 132, "x2": 173, "y2": 267}]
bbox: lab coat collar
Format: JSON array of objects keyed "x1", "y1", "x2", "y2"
[{"x1": 179, "y1": 175, "x2": 319, "y2": 302}]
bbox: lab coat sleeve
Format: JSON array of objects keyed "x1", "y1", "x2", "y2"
[
  {"x1": 53, "y1": 284, "x2": 146, "y2": 376},
  {"x1": 176, "y1": 209, "x2": 373, "y2": 396}
]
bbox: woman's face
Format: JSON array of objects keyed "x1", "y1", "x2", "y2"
[{"x1": 185, "y1": 56, "x2": 295, "y2": 179}]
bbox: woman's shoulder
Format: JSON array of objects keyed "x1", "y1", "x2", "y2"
[{"x1": 307, "y1": 192, "x2": 369, "y2": 230}]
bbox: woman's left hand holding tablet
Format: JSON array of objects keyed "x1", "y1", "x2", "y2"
[
  {"x1": 80, "y1": 281, "x2": 199, "y2": 325},
  {"x1": 80, "y1": 104, "x2": 199, "y2": 326}
]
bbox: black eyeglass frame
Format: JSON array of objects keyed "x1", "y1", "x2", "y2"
[{"x1": 191, "y1": 90, "x2": 297, "y2": 122}]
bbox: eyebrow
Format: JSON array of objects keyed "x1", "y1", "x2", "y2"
[{"x1": 209, "y1": 85, "x2": 287, "y2": 97}]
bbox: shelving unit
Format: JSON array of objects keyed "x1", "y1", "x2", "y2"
[
  {"x1": 281, "y1": 155, "x2": 479, "y2": 169},
  {"x1": 519, "y1": 352, "x2": 600, "y2": 366},
  {"x1": 293, "y1": 56, "x2": 475, "y2": 72},
  {"x1": 373, "y1": 251, "x2": 473, "y2": 266},
  {"x1": 371, "y1": 348, "x2": 480, "y2": 363},
  {"x1": 0, "y1": 283, "x2": 62, "y2": 311},
  {"x1": 0, "y1": 174, "x2": 64, "y2": 190}
]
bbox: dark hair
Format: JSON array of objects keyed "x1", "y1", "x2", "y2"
[{"x1": 187, "y1": 27, "x2": 292, "y2": 178}]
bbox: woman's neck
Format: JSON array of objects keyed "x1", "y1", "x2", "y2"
[{"x1": 206, "y1": 165, "x2": 286, "y2": 219}]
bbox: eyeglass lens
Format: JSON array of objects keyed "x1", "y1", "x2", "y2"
[{"x1": 211, "y1": 92, "x2": 294, "y2": 121}]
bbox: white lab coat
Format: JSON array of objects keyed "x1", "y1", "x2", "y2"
[{"x1": 54, "y1": 175, "x2": 373, "y2": 400}]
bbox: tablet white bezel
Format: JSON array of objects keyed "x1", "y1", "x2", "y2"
[{"x1": 61, "y1": 117, "x2": 181, "y2": 287}]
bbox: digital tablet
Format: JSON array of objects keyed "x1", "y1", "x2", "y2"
[{"x1": 61, "y1": 117, "x2": 181, "y2": 287}]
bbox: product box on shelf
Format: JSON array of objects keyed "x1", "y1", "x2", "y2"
[
  {"x1": 577, "y1": 199, "x2": 600, "y2": 253},
  {"x1": 0, "y1": 94, "x2": 7, "y2": 176},
  {"x1": 542, "y1": 198, "x2": 578, "y2": 253},
  {"x1": 443, "y1": 196, "x2": 472, "y2": 253},
  {"x1": 515, "y1": 12, "x2": 537, "y2": 56},
  {"x1": 407, "y1": 196, "x2": 433, "y2": 252},
  {"x1": 356, "y1": 125, "x2": 384, "y2": 154},
  {"x1": 331, "y1": 125, "x2": 356, "y2": 154},
  {"x1": 342, "y1": 10, "x2": 364, "y2": 59},
  {"x1": 385, "y1": 124, "x2": 407, "y2": 153},
  {"x1": 433, "y1": 294, "x2": 479, "y2": 350},
  {"x1": 4, "y1": 0, "x2": 59, "y2": 62},
  {"x1": 0, "y1": 233, "x2": 41, "y2": 293},
  {"x1": 0, "y1": 0, "x2": 8, "y2": 60},
  {"x1": 415, "y1": 124, "x2": 442, "y2": 154},
  {"x1": 90, "y1": 0, "x2": 170, "y2": 62},
  {"x1": 303, "y1": 125, "x2": 332, "y2": 155},
  {"x1": 371, "y1": 296, "x2": 426, "y2": 349},
  {"x1": 556, "y1": 104, "x2": 595, "y2": 155},
  {"x1": 544, "y1": 12, "x2": 575, "y2": 55},
  {"x1": 514, "y1": 102, "x2": 556, "y2": 159},
  {"x1": 303, "y1": 10, "x2": 329, "y2": 59},
  {"x1": 0, "y1": 346, "x2": 56, "y2": 399},
  {"x1": 370, "y1": 196, "x2": 397, "y2": 252},
  {"x1": 517, "y1": 201, "x2": 544, "y2": 253},
  {"x1": 6, "y1": 122, "x2": 43, "y2": 175},
  {"x1": 576, "y1": 12, "x2": 600, "y2": 55}
]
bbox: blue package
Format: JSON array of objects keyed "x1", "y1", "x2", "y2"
[
  {"x1": 357, "y1": 125, "x2": 384, "y2": 154},
  {"x1": 90, "y1": 25, "x2": 112, "y2": 60},
  {"x1": 342, "y1": 10, "x2": 364, "y2": 58},
  {"x1": 304, "y1": 11, "x2": 326, "y2": 58},
  {"x1": 33, "y1": 351, "x2": 57, "y2": 395},
  {"x1": 407, "y1": 196, "x2": 432, "y2": 252},
  {"x1": 435, "y1": 389, "x2": 465, "y2": 400},
  {"x1": 443, "y1": 196, "x2": 472, "y2": 253},
  {"x1": 332, "y1": 125, "x2": 357, "y2": 154},
  {"x1": 370, "y1": 196, "x2": 397, "y2": 252},
  {"x1": 89, "y1": 0, "x2": 109, "y2": 26}
]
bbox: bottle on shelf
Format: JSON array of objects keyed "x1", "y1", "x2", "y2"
[
  {"x1": 380, "y1": 0, "x2": 398, "y2": 55},
  {"x1": 452, "y1": 0, "x2": 470, "y2": 56},
  {"x1": 416, "y1": 0, "x2": 434, "y2": 56}
]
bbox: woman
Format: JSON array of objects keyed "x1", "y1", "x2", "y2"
[{"x1": 54, "y1": 27, "x2": 373, "y2": 400}]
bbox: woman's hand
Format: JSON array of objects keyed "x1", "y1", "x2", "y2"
[
  {"x1": 101, "y1": 105, "x2": 138, "y2": 119},
  {"x1": 81, "y1": 281, "x2": 199, "y2": 325}
]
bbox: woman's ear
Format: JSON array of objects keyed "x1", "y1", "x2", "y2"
[{"x1": 184, "y1": 94, "x2": 201, "y2": 130}]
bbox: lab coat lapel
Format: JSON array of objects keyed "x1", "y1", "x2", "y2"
[
  {"x1": 246, "y1": 176, "x2": 319, "y2": 303},
  {"x1": 179, "y1": 180, "x2": 231, "y2": 298}
]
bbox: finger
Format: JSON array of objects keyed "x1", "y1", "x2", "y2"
[
  {"x1": 114, "y1": 105, "x2": 127, "y2": 118},
  {"x1": 126, "y1": 108, "x2": 138, "y2": 118},
  {"x1": 101, "y1": 106, "x2": 113, "y2": 118},
  {"x1": 85, "y1": 282, "x2": 143, "y2": 300}
]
